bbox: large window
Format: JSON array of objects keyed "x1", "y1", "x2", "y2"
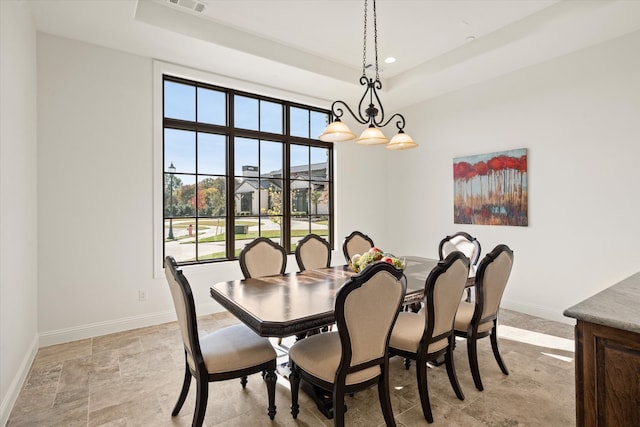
[{"x1": 163, "y1": 75, "x2": 333, "y2": 265}]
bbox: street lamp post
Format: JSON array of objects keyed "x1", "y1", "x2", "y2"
[{"x1": 168, "y1": 162, "x2": 176, "y2": 240}]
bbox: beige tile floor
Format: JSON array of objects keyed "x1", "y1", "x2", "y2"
[{"x1": 8, "y1": 309, "x2": 576, "y2": 426}]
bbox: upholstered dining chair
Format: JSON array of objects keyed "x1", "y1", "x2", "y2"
[
  {"x1": 439, "y1": 231, "x2": 481, "y2": 301},
  {"x1": 163, "y1": 256, "x2": 277, "y2": 426},
  {"x1": 454, "y1": 244, "x2": 514, "y2": 391},
  {"x1": 288, "y1": 262, "x2": 406, "y2": 427},
  {"x1": 239, "y1": 236, "x2": 287, "y2": 279},
  {"x1": 295, "y1": 233, "x2": 331, "y2": 271},
  {"x1": 389, "y1": 251, "x2": 470, "y2": 423},
  {"x1": 342, "y1": 230, "x2": 375, "y2": 263}
]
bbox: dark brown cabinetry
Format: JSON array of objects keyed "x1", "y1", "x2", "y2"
[
  {"x1": 574, "y1": 320, "x2": 640, "y2": 426},
  {"x1": 565, "y1": 271, "x2": 640, "y2": 427}
]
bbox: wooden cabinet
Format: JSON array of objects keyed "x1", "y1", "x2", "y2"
[
  {"x1": 565, "y1": 272, "x2": 640, "y2": 427},
  {"x1": 574, "y1": 320, "x2": 640, "y2": 426}
]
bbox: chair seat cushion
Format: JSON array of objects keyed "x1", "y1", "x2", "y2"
[
  {"x1": 454, "y1": 302, "x2": 493, "y2": 334},
  {"x1": 389, "y1": 312, "x2": 448, "y2": 354},
  {"x1": 200, "y1": 324, "x2": 276, "y2": 374},
  {"x1": 289, "y1": 332, "x2": 381, "y2": 385}
]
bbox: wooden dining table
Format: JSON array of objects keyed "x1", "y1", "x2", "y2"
[
  {"x1": 209, "y1": 255, "x2": 475, "y2": 418},
  {"x1": 209, "y1": 256, "x2": 449, "y2": 338}
]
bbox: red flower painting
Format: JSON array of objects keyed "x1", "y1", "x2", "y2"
[{"x1": 453, "y1": 148, "x2": 528, "y2": 226}]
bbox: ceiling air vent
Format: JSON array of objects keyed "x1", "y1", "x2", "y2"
[{"x1": 167, "y1": 0, "x2": 206, "y2": 13}]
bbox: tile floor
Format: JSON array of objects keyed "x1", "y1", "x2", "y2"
[{"x1": 7, "y1": 309, "x2": 576, "y2": 426}]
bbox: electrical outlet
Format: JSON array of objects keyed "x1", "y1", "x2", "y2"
[{"x1": 138, "y1": 289, "x2": 148, "y2": 301}]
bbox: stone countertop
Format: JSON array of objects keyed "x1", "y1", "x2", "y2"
[{"x1": 563, "y1": 271, "x2": 640, "y2": 334}]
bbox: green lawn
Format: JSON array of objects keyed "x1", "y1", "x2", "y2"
[
  {"x1": 185, "y1": 229, "x2": 327, "y2": 244},
  {"x1": 184, "y1": 229, "x2": 330, "y2": 261}
]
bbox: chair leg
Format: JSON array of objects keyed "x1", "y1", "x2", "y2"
[
  {"x1": 264, "y1": 368, "x2": 277, "y2": 420},
  {"x1": 444, "y1": 349, "x2": 465, "y2": 401},
  {"x1": 415, "y1": 358, "x2": 433, "y2": 423},
  {"x1": 289, "y1": 363, "x2": 300, "y2": 419},
  {"x1": 193, "y1": 374, "x2": 208, "y2": 427},
  {"x1": 490, "y1": 327, "x2": 509, "y2": 375},
  {"x1": 172, "y1": 359, "x2": 192, "y2": 416},
  {"x1": 333, "y1": 388, "x2": 346, "y2": 427},
  {"x1": 466, "y1": 337, "x2": 484, "y2": 391},
  {"x1": 404, "y1": 358, "x2": 412, "y2": 370},
  {"x1": 377, "y1": 367, "x2": 396, "y2": 427}
]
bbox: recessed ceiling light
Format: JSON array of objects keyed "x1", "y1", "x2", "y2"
[
  {"x1": 466, "y1": 35, "x2": 476, "y2": 42},
  {"x1": 384, "y1": 57, "x2": 396, "y2": 64}
]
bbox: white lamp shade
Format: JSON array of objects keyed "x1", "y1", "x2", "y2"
[
  {"x1": 356, "y1": 126, "x2": 388, "y2": 145},
  {"x1": 386, "y1": 131, "x2": 417, "y2": 150},
  {"x1": 319, "y1": 120, "x2": 356, "y2": 142}
]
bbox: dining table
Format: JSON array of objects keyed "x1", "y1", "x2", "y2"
[{"x1": 209, "y1": 255, "x2": 475, "y2": 418}]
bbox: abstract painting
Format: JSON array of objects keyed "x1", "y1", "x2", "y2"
[{"x1": 453, "y1": 148, "x2": 528, "y2": 226}]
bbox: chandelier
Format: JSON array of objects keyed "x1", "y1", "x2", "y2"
[{"x1": 319, "y1": 0, "x2": 417, "y2": 150}]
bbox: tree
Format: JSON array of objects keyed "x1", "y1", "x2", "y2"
[
  {"x1": 164, "y1": 173, "x2": 183, "y2": 216},
  {"x1": 311, "y1": 190, "x2": 322, "y2": 215},
  {"x1": 191, "y1": 188, "x2": 206, "y2": 211},
  {"x1": 266, "y1": 185, "x2": 284, "y2": 245},
  {"x1": 266, "y1": 185, "x2": 283, "y2": 225},
  {"x1": 198, "y1": 177, "x2": 226, "y2": 216}
]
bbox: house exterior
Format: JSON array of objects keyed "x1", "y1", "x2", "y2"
[{"x1": 235, "y1": 163, "x2": 330, "y2": 216}]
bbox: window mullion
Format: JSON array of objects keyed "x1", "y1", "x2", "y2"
[
  {"x1": 283, "y1": 140, "x2": 291, "y2": 252},
  {"x1": 283, "y1": 103, "x2": 292, "y2": 253},
  {"x1": 227, "y1": 92, "x2": 235, "y2": 259}
]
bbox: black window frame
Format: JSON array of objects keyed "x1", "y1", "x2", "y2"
[{"x1": 162, "y1": 74, "x2": 334, "y2": 266}]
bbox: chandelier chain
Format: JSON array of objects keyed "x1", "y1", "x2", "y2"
[
  {"x1": 362, "y1": 0, "x2": 368, "y2": 77},
  {"x1": 361, "y1": 0, "x2": 380, "y2": 81},
  {"x1": 373, "y1": 0, "x2": 379, "y2": 81}
]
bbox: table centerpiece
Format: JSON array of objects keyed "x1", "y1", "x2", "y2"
[{"x1": 348, "y1": 247, "x2": 405, "y2": 273}]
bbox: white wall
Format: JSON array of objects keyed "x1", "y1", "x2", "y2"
[
  {"x1": 386, "y1": 30, "x2": 640, "y2": 322},
  {"x1": 36, "y1": 34, "x2": 176, "y2": 343},
  {"x1": 0, "y1": 0, "x2": 39, "y2": 422}
]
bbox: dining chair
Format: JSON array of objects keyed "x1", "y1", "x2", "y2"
[
  {"x1": 388, "y1": 251, "x2": 470, "y2": 423},
  {"x1": 239, "y1": 237, "x2": 289, "y2": 343},
  {"x1": 163, "y1": 256, "x2": 277, "y2": 426},
  {"x1": 295, "y1": 233, "x2": 332, "y2": 271},
  {"x1": 342, "y1": 230, "x2": 375, "y2": 263},
  {"x1": 239, "y1": 236, "x2": 287, "y2": 279},
  {"x1": 295, "y1": 234, "x2": 333, "y2": 334},
  {"x1": 454, "y1": 244, "x2": 514, "y2": 391},
  {"x1": 439, "y1": 231, "x2": 481, "y2": 301},
  {"x1": 288, "y1": 262, "x2": 406, "y2": 427}
]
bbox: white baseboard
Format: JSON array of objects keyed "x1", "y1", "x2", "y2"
[
  {"x1": 0, "y1": 333, "x2": 38, "y2": 426},
  {"x1": 38, "y1": 303, "x2": 223, "y2": 347},
  {"x1": 501, "y1": 298, "x2": 576, "y2": 325},
  {"x1": 38, "y1": 311, "x2": 176, "y2": 347}
]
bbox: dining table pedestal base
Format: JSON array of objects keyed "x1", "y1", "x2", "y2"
[{"x1": 300, "y1": 380, "x2": 346, "y2": 419}]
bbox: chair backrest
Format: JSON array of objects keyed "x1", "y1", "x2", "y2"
[
  {"x1": 239, "y1": 237, "x2": 287, "y2": 279},
  {"x1": 473, "y1": 244, "x2": 514, "y2": 323},
  {"x1": 425, "y1": 252, "x2": 471, "y2": 342},
  {"x1": 295, "y1": 234, "x2": 331, "y2": 271},
  {"x1": 342, "y1": 231, "x2": 375, "y2": 263},
  {"x1": 439, "y1": 232, "x2": 481, "y2": 267},
  {"x1": 335, "y1": 262, "x2": 406, "y2": 376},
  {"x1": 164, "y1": 256, "x2": 203, "y2": 373}
]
